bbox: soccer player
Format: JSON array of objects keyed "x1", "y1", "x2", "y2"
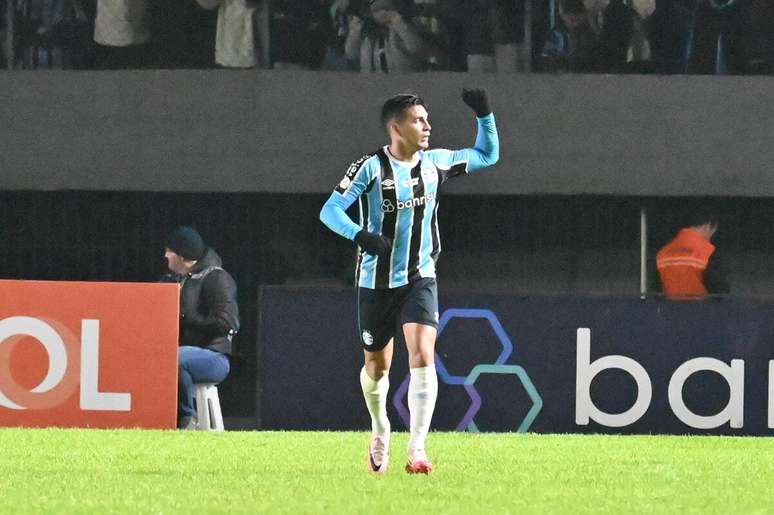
[{"x1": 319, "y1": 89, "x2": 499, "y2": 474}]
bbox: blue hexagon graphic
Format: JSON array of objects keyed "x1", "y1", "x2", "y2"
[
  {"x1": 393, "y1": 308, "x2": 540, "y2": 432},
  {"x1": 463, "y1": 364, "x2": 543, "y2": 433},
  {"x1": 434, "y1": 309, "x2": 514, "y2": 382}
]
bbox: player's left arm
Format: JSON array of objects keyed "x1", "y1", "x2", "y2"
[
  {"x1": 459, "y1": 88, "x2": 499, "y2": 172},
  {"x1": 429, "y1": 88, "x2": 499, "y2": 181}
]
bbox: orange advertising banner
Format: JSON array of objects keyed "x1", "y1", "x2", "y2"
[{"x1": 0, "y1": 280, "x2": 179, "y2": 429}]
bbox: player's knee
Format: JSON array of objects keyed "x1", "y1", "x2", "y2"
[
  {"x1": 364, "y1": 360, "x2": 390, "y2": 380},
  {"x1": 407, "y1": 346, "x2": 434, "y2": 367},
  {"x1": 372, "y1": 368, "x2": 389, "y2": 380}
]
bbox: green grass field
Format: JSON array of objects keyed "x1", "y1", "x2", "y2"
[{"x1": 2, "y1": 429, "x2": 774, "y2": 515}]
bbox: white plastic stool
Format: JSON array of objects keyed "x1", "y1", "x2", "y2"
[{"x1": 193, "y1": 383, "x2": 224, "y2": 431}]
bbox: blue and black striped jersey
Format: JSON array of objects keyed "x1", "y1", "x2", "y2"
[{"x1": 320, "y1": 113, "x2": 499, "y2": 289}]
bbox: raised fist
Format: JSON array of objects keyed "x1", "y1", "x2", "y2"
[{"x1": 462, "y1": 88, "x2": 491, "y2": 117}]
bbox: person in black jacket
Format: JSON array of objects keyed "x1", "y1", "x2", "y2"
[{"x1": 162, "y1": 226, "x2": 239, "y2": 429}]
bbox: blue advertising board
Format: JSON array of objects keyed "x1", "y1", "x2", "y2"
[{"x1": 259, "y1": 286, "x2": 774, "y2": 435}]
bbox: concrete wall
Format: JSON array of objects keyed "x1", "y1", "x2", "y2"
[{"x1": 2, "y1": 70, "x2": 773, "y2": 196}]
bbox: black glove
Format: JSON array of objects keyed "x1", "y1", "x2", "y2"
[
  {"x1": 462, "y1": 88, "x2": 491, "y2": 117},
  {"x1": 354, "y1": 230, "x2": 392, "y2": 257}
]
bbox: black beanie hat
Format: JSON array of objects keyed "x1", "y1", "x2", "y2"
[{"x1": 165, "y1": 226, "x2": 205, "y2": 261}]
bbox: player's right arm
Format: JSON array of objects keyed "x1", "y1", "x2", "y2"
[{"x1": 319, "y1": 156, "x2": 392, "y2": 257}]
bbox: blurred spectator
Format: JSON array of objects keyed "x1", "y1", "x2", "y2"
[
  {"x1": 585, "y1": 0, "x2": 654, "y2": 72},
  {"x1": 1, "y1": 0, "x2": 9, "y2": 68},
  {"x1": 316, "y1": 6, "x2": 338, "y2": 72},
  {"x1": 1, "y1": 0, "x2": 769, "y2": 75},
  {"x1": 649, "y1": 0, "x2": 694, "y2": 73},
  {"x1": 325, "y1": 0, "x2": 358, "y2": 70},
  {"x1": 537, "y1": 0, "x2": 657, "y2": 73},
  {"x1": 270, "y1": 0, "x2": 330, "y2": 69},
  {"x1": 197, "y1": 0, "x2": 259, "y2": 68},
  {"x1": 594, "y1": 0, "x2": 635, "y2": 71},
  {"x1": 453, "y1": 0, "x2": 528, "y2": 72},
  {"x1": 53, "y1": 0, "x2": 95, "y2": 68},
  {"x1": 442, "y1": 0, "x2": 528, "y2": 72},
  {"x1": 628, "y1": 0, "x2": 655, "y2": 64},
  {"x1": 149, "y1": 0, "x2": 217, "y2": 68},
  {"x1": 411, "y1": 0, "x2": 449, "y2": 69},
  {"x1": 686, "y1": 0, "x2": 746, "y2": 74},
  {"x1": 538, "y1": 0, "x2": 598, "y2": 72},
  {"x1": 344, "y1": 0, "x2": 444, "y2": 72},
  {"x1": 740, "y1": 0, "x2": 774, "y2": 74},
  {"x1": 9, "y1": 0, "x2": 95, "y2": 69},
  {"x1": 93, "y1": 0, "x2": 151, "y2": 68},
  {"x1": 530, "y1": 0, "x2": 551, "y2": 70},
  {"x1": 656, "y1": 210, "x2": 730, "y2": 300},
  {"x1": 491, "y1": 0, "x2": 528, "y2": 72},
  {"x1": 461, "y1": 0, "x2": 495, "y2": 71}
]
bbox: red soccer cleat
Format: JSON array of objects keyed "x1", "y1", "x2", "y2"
[{"x1": 405, "y1": 449, "x2": 433, "y2": 474}]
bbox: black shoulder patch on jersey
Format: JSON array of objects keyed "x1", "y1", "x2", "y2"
[
  {"x1": 437, "y1": 160, "x2": 468, "y2": 184},
  {"x1": 335, "y1": 153, "x2": 374, "y2": 194}
]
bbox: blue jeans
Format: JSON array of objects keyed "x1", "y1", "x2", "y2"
[{"x1": 178, "y1": 346, "x2": 230, "y2": 420}]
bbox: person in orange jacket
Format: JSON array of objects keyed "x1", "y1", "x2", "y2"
[{"x1": 656, "y1": 211, "x2": 730, "y2": 300}]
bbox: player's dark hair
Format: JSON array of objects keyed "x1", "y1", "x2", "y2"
[{"x1": 381, "y1": 93, "x2": 426, "y2": 127}]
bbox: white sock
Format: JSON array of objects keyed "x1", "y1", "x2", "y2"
[
  {"x1": 360, "y1": 367, "x2": 390, "y2": 436},
  {"x1": 408, "y1": 365, "x2": 438, "y2": 452}
]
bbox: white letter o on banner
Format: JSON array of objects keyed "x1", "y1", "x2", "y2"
[{"x1": 0, "y1": 317, "x2": 69, "y2": 409}]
